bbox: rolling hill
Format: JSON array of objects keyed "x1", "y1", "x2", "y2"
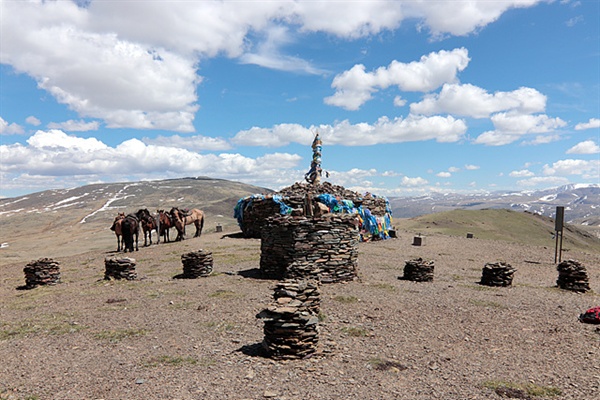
[{"x1": 0, "y1": 177, "x2": 598, "y2": 266}]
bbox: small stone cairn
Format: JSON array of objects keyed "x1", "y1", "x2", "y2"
[
  {"x1": 23, "y1": 258, "x2": 61, "y2": 288},
  {"x1": 180, "y1": 250, "x2": 213, "y2": 278},
  {"x1": 556, "y1": 259, "x2": 590, "y2": 293},
  {"x1": 479, "y1": 262, "x2": 516, "y2": 287},
  {"x1": 400, "y1": 257, "x2": 434, "y2": 282},
  {"x1": 260, "y1": 214, "x2": 359, "y2": 283},
  {"x1": 104, "y1": 257, "x2": 137, "y2": 280},
  {"x1": 256, "y1": 279, "x2": 321, "y2": 360}
]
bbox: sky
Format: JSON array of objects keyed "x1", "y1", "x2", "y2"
[{"x1": 1, "y1": 0, "x2": 599, "y2": 199}]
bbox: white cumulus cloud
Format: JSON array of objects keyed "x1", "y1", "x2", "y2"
[
  {"x1": 325, "y1": 48, "x2": 470, "y2": 110},
  {"x1": 410, "y1": 84, "x2": 547, "y2": 118},
  {"x1": 575, "y1": 118, "x2": 600, "y2": 130},
  {"x1": 566, "y1": 140, "x2": 600, "y2": 155}
]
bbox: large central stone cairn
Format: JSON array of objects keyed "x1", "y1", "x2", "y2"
[
  {"x1": 256, "y1": 279, "x2": 321, "y2": 360},
  {"x1": 236, "y1": 181, "x2": 390, "y2": 239},
  {"x1": 180, "y1": 250, "x2": 213, "y2": 278},
  {"x1": 260, "y1": 213, "x2": 359, "y2": 283},
  {"x1": 480, "y1": 262, "x2": 516, "y2": 287},
  {"x1": 23, "y1": 258, "x2": 61, "y2": 288},
  {"x1": 400, "y1": 257, "x2": 435, "y2": 282},
  {"x1": 556, "y1": 259, "x2": 590, "y2": 292},
  {"x1": 104, "y1": 257, "x2": 137, "y2": 280}
]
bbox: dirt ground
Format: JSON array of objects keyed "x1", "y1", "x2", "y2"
[{"x1": 1, "y1": 226, "x2": 599, "y2": 400}]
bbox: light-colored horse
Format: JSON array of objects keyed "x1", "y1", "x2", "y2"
[
  {"x1": 170, "y1": 207, "x2": 205, "y2": 241},
  {"x1": 109, "y1": 212, "x2": 125, "y2": 251}
]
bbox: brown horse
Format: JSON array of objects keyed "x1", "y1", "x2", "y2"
[
  {"x1": 170, "y1": 207, "x2": 204, "y2": 241},
  {"x1": 157, "y1": 209, "x2": 174, "y2": 243},
  {"x1": 121, "y1": 213, "x2": 139, "y2": 252},
  {"x1": 109, "y1": 212, "x2": 125, "y2": 251},
  {"x1": 136, "y1": 208, "x2": 158, "y2": 246}
]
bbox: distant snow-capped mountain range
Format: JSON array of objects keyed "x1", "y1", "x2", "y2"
[
  {"x1": 0, "y1": 179, "x2": 598, "y2": 228},
  {"x1": 389, "y1": 183, "x2": 599, "y2": 226}
]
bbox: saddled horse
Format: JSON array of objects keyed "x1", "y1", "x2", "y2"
[
  {"x1": 109, "y1": 212, "x2": 125, "y2": 251},
  {"x1": 170, "y1": 207, "x2": 204, "y2": 241},
  {"x1": 121, "y1": 213, "x2": 139, "y2": 252},
  {"x1": 135, "y1": 208, "x2": 159, "y2": 246},
  {"x1": 157, "y1": 209, "x2": 174, "y2": 243}
]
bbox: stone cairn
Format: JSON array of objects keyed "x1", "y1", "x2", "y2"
[
  {"x1": 260, "y1": 213, "x2": 359, "y2": 283},
  {"x1": 104, "y1": 257, "x2": 137, "y2": 280},
  {"x1": 556, "y1": 259, "x2": 590, "y2": 293},
  {"x1": 400, "y1": 257, "x2": 434, "y2": 282},
  {"x1": 180, "y1": 250, "x2": 214, "y2": 278},
  {"x1": 23, "y1": 258, "x2": 61, "y2": 288},
  {"x1": 479, "y1": 262, "x2": 516, "y2": 287},
  {"x1": 237, "y1": 181, "x2": 390, "y2": 239},
  {"x1": 256, "y1": 279, "x2": 320, "y2": 360}
]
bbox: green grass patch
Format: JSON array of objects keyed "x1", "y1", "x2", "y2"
[
  {"x1": 93, "y1": 328, "x2": 147, "y2": 342},
  {"x1": 144, "y1": 355, "x2": 198, "y2": 367},
  {"x1": 341, "y1": 326, "x2": 369, "y2": 337},
  {"x1": 208, "y1": 289, "x2": 240, "y2": 299},
  {"x1": 317, "y1": 311, "x2": 327, "y2": 322},
  {"x1": 333, "y1": 295, "x2": 359, "y2": 304},
  {"x1": 370, "y1": 282, "x2": 396, "y2": 291},
  {"x1": 0, "y1": 314, "x2": 86, "y2": 340},
  {"x1": 468, "y1": 299, "x2": 505, "y2": 308},
  {"x1": 482, "y1": 380, "x2": 562, "y2": 398}
]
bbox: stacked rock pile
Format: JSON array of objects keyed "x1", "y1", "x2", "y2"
[
  {"x1": 238, "y1": 182, "x2": 390, "y2": 238},
  {"x1": 260, "y1": 214, "x2": 359, "y2": 283},
  {"x1": 480, "y1": 262, "x2": 516, "y2": 287},
  {"x1": 104, "y1": 257, "x2": 137, "y2": 280},
  {"x1": 400, "y1": 257, "x2": 434, "y2": 282},
  {"x1": 256, "y1": 279, "x2": 320, "y2": 360},
  {"x1": 23, "y1": 258, "x2": 61, "y2": 288},
  {"x1": 180, "y1": 250, "x2": 213, "y2": 278},
  {"x1": 556, "y1": 259, "x2": 590, "y2": 292}
]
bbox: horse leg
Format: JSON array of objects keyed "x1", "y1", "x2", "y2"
[
  {"x1": 135, "y1": 231, "x2": 139, "y2": 251},
  {"x1": 199, "y1": 216, "x2": 204, "y2": 237}
]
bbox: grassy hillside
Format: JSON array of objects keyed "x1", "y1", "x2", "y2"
[{"x1": 395, "y1": 208, "x2": 600, "y2": 254}]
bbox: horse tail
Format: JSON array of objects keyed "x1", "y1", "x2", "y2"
[{"x1": 198, "y1": 213, "x2": 205, "y2": 237}]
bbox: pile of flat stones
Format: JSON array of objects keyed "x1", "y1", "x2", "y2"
[
  {"x1": 104, "y1": 257, "x2": 137, "y2": 280},
  {"x1": 260, "y1": 214, "x2": 359, "y2": 283},
  {"x1": 400, "y1": 257, "x2": 434, "y2": 282},
  {"x1": 180, "y1": 250, "x2": 213, "y2": 278},
  {"x1": 23, "y1": 258, "x2": 61, "y2": 288},
  {"x1": 556, "y1": 259, "x2": 590, "y2": 292},
  {"x1": 480, "y1": 262, "x2": 516, "y2": 287},
  {"x1": 240, "y1": 182, "x2": 390, "y2": 238},
  {"x1": 256, "y1": 279, "x2": 320, "y2": 360}
]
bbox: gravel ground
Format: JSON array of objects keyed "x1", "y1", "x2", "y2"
[{"x1": 1, "y1": 227, "x2": 599, "y2": 400}]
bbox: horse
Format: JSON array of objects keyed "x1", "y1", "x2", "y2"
[
  {"x1": 135, "y1": 208, "x2": 159, "y2": 246},
  {"x1": 121, "y1": 214, "x2": 139, "y2": 252},
  {"x1": 157, "y1": 209, "x2": 174, "y2": 243},
  {"x1": 170, "y1": 207, "x2": 205, "y2": 241},
  {"x1": 109, "y1": 212, "x2": 125, "y2": 251}
]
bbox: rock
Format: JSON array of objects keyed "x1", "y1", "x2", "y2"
[
  {"x1": 400, "y1": 258, "x2": 434, "y2": 282},
  {"x1": 178, "y1": 249, "x2": 213, "y2": 278},
  {"x1": 104, "y1": 257, "x2": 137, "y2": 280},
  {"x1": 23, "y1": 258, "x2": 61, "y2": 288},
  {"x1": 480, "y1": 261, "x2": 516, "y2": 287},
  {"x1": 556, "y1": 259, "x2": 591, "y2": 292}
]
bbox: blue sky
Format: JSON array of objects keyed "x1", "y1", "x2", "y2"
[{"x1": 1, "y1": 0, "x2": 599, "y2": 199}]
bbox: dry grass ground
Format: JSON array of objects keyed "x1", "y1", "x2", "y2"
[{"x1": 1, "y1": 225, "x2": 599, "y2": 400}]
